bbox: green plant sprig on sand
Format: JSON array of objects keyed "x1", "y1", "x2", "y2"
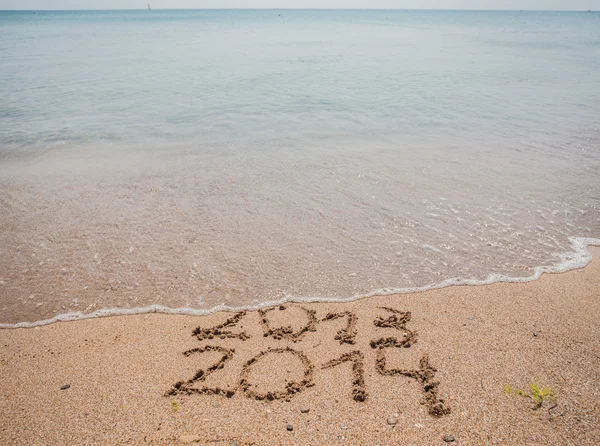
[{"x1": 504, "y1": 383, "x2": 555, "y2": 409}]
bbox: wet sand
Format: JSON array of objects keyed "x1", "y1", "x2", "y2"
[{"x1": 0, "y1": 248, "x2": 599, "y2": 445}]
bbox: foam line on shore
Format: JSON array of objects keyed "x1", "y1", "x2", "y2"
[{"x1": 1, "y1": 236, "x2": 599, "y2": 329}]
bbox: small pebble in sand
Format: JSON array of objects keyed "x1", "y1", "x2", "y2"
[
  {"x1": 286, "y1": 424, "x2": 293, "y2": 431},
  {"x1": 387, "y1": 415, "x2": 398, "y2": 425},
  {"x1": 279, "y1": 306, "x2": 286, "y2": 310},
  {"x1": 443, "y1": 434, "x2": 456, "y2": 442},
  {"x1": 229, "y1": 441, "x2": 239, "y2": 446},
  {"x1": 179, "y1": 434, "x2": 201, "y2": 444},
  {"x1": 533, "y1": 331, "x2": 539, "y2": 337},
  {"x1": 300, "y1": 407, "x2": 310, "y2": 413},
  {"x1": 60, "y1": 384, "x2": 70, "y2": 390}
]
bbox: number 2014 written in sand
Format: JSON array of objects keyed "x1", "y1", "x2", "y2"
[{"x1": 166, "y1": 306, "x2": 450, "y2": 417}]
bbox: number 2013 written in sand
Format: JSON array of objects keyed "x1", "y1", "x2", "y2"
[{"x1": 166, "y1": 306, "x2": 450, "y2": 417}]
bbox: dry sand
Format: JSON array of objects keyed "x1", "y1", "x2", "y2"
[{"x1": 1, "y1": 248, "x2": 599, "y2": 445}]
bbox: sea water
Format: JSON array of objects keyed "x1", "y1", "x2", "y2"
[{"x1": 0, "y1": 9, "x2": 599, "y2": 325}]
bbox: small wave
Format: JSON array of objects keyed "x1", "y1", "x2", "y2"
[{"x1": 1, "y1": 236, "x2": 599, "y2": 329}]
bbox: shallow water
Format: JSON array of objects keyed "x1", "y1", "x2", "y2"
[{"x1": 0, "y1": 10, "x2": 599, "y2": 325}]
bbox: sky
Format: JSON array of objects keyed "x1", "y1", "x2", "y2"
[{"x1": 0, "y1": 0, "x2": 598, "y2": 10}]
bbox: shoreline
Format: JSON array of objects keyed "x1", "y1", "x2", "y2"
[
  {"x1": 1, "y1": 249, "x2": 599, "y2": 444},
  {"x1": 2, "y1": 236, "x2": 599, "y2": 329}
]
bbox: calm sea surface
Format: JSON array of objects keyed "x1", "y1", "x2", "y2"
[{"x1": 1, "y1": 10, "x2": 599, "y2": 325}]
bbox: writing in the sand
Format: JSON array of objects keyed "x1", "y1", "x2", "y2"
[{"x1": 166, "y1": 306, "x2": 450, "y2": 417}]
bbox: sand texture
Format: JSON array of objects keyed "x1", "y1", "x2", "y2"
[{"x1": 1, "y1": 248, "x2": 599, "y2": 445}]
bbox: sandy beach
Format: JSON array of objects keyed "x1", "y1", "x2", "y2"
[
  {"x1": 2, "y1": 7, "x2": 599, "y2": 446},
  {"x1": 0, "y1": 247, "x2": 598, "y2": 445}
]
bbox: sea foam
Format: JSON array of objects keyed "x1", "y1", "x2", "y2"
[{"x1": 2, "y1": 237, "x2": 597, "y2": 329}]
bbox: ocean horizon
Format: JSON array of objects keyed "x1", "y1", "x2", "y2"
[{"x1": 2, "y1": 8, "x2": 599, "y2": 11}]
